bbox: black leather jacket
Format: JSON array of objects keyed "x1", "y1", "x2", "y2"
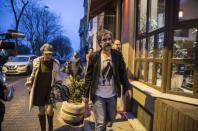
[{"x1": 84, "y1": 49, "x2": 132, "y2": 101}]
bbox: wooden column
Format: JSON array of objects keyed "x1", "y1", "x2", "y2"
[{"x1": 116, "y1": 0, "x2": 122, "y2": 40}]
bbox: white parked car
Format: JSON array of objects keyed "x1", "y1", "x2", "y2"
[{"x1": 2, "y1": 54, "x2": 37, "y2": 75}]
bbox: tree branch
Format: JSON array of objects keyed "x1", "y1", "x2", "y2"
[
  {"x1": 17, "y1": 1, "x2": 29, "y2": 28},
  {"x1": 10, "y1": 0, "x2": 17, "y2": 23}
]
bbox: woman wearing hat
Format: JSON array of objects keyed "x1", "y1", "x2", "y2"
[{"x1": 25, "y1": 43, "x2": 62, "y2": 131}]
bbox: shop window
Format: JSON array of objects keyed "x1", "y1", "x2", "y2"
[
  {"x1": 171, "y1": 64, "x2": 194, "y2": 93},
  {"x1": 140, "y1": 62, "x2": 145, "y2": 80},
  {"x1": 156, "y1": 32, "x2": 164, "y2": 58},
  {"x1": 147, "y1": 62, "x2": 153, "y2": 83},
  {"x1": 134, "y1": 0, "x2": 198, "y2": 97},
  {"x1": 135, "y1": 40, "x2": 140, "y2": 57},
  {"x1": 155, "y1": 63, "x2": 162, "y2": 87},
  {"x1": 179, "y1": 0, "x2": 198, "y2": 21},
  {"x1": 138, "y1": 0, "x2": 147, "y2": 34},
  {"x1": 173, "y1": 28, "x2": 197, "y2": 59},
  {"x1": 134, "y1": 61, "x2": 139, "y2": 78},
  {"x1": 149, "y1": 0, "x2": 165, "y2": 32},
  {"x1": 140, "y1": 39, "x2": 146, "y2": 57},
  {"x1": 148, "y1": 36, "x2": 154, "y2": 57},
  {"x1": 136, "y1": 0, "x2": 165, "y2": 90}
]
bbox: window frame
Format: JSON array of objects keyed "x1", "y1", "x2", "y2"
[
  {"x1": 134, "y1": 0, "x2": 198, "y2": 98},
  {"x1": 165, "y1": 0, "x2": 198, "y2": 98},
  {"x1": 135, "y1": 0, "x2": 167, "y2": 92}
]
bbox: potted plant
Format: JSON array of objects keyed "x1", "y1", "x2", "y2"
[{"x1": 58, "y1": 75, "x2": 86, "y2": 126}]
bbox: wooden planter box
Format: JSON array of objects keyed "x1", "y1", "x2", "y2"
[{"x1": 153, "y1": 99, "x2": 198, "y2": 131}]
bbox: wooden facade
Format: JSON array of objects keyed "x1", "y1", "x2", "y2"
[{"x1": 153, "y1": 99, "x2": 198, "y2": 131}]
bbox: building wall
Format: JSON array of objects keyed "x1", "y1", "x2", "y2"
[{"x1": 87, "y1": 16, "x2": 100, "y2": 51}]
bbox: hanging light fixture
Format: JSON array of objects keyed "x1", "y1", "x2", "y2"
[{"x1": 178, "y1": 9, "x2": 184, "y2": 18}]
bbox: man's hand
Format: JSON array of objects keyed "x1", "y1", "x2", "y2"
[
  {"x1": 25, "y1": 83, "x2": 31, "y2": 87},
  {"x1": 125, "y1": 89, "x2": 132, "y2": 100},
  {"x1": 82, "y1": 97, "x2": 88, "y2": 103},
  {"x1": 27, "y1": 87, "x2": 32, "y2": 92},
  {"x1": 25, "y1": 83, "x2": 32, "y2": 92}
]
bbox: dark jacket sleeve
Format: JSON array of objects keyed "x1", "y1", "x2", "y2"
[
  {"x1": 0, "y1": 81, "x2": 7, "y2": 101},
  {"x1": 118, "y1": 53, "x2": 132, "y2": 93},
  {"x1": 79, "y1": 59, "x2": 84, "y2": 74},
  {"x1": 83, "y1": 54, "x2": 94, "y2": 98}
]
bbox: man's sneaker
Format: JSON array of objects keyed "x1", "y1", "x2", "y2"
[{"x1": 106, "y1": 122, "x2": 113, "y2": 127}]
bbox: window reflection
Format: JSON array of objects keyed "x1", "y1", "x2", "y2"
[
  {"x1": 173, "y1": 28, "x2": 197, "y2": 59},
  {"x1": 149, "y1": 0, "x2": 165, "y2": 32},
  {"x1": 171, "y1": 64, "x2": 194, "y2": 93},
  {"x1": 157, "y1": 33, "x2": 164, "y2": 58},
  {"x1": 140, "y1": 62, "x2": 145, "y2": 80},
  {"x1": 135, "y1": 61, "x2": 139, "y2": 78},
  {"x1": 179, "y1": 0, "x2": 198, "y2": 21},
  {"x1": 136, "y1": 40, "x2": 140, "y2": 57},
  {"x1": 155, "y1": 63, "x2": 162, "y2": 87},
  {"x1": 141, "y1": 39, "x2": 146, "y2": 57},
  {"x1": 138, "y1": 0, "x2": 147, "y2": 34},
  {"x1": 148, "y1": 36, "x2": 154, "y2": 57},
  {"x1": 147, "y1": 62, "x2": 153, "y2": 83}
]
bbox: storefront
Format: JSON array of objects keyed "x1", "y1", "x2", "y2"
[{"x1": 87, "y1": 0, "x2": 198, "y2": 130}]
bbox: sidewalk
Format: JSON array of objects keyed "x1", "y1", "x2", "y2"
[
  {"x1": 54, "y1": 74, "x2": 134, "y2": 131},
  {"x1": 2, "y1": 73, "x2": 134, "y2": 131},
  {"x1": 53, "y1": 102, "x2": 134, "y2": 131}
]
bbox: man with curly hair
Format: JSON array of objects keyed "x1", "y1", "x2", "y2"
[{"x1": 83, "y1": 30, "x2": 132, "y2": 131}]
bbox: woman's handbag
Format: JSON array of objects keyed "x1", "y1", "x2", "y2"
[
  {"x1": 50, "y1": 83, "x2": 70, "y2": 108},
  {"x1": 60, "y1": 63, "x2": 71, "y2": 74}
]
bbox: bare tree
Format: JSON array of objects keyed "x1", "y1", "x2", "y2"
[
  {"x1": 21, "y1": 3, "x2": 62, "y2": 55},
  {"x1": 21, "y1": 2, "x2": 37, "y2": 54},
  {"x1": 50, "y1": 35, "x2": 73, "y2": 59},
  {"x1": 10, "y1": 0, "x2": 29, "y2": 55}
]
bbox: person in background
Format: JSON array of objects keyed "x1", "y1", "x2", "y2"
[
  {"x1": 25, "y1": 43, "x2": 62, "y2": 131},
  {"x1": 112, "y1": 40, "x2": 127, "y2": 112},
  {"x1": 69, "y1": 51, "x2": 84, "y2": 79},
  {"x1": 0, "y1": 40, "x2": 13, "y2": 131},
  {"x1": 86, "y1": 47, "x2": 93, "y2": 69},
  {"x1": 0, "y1": 40, "x2": 9, "y2": 67},
  {"x1": 0, "y1": 72, "x2": 13, "y2": 131},
  {"x1": 83, "y1": 29, "x2": 132, "y2": 131},
  {"x1": 112, "y1": 40, "x2": 121, "y2": 52}
]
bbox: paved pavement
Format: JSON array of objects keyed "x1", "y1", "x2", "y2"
[
  {"x1": 2, "y1": 74, "x2": 134, "y2": 131},
  {"x1": 2, "y1": 77, "x2": 40, "y2": 131}
]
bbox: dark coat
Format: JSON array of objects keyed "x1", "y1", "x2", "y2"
[
  {"x1": 84, "y1": 49, "x2": 131, "y2": 101},
  {"x1": 0, "y1": 81, "x2": 6, "y2": 123}
]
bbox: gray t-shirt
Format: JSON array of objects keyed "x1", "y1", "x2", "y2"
[{"x1": 95, "y1": 54, "x2": 116, "y2": 98}]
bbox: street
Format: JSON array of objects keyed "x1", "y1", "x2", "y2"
[
  {"x1": 2, "y1": 74, "x2": 133, "y2": 131},
  {"x1": 2, "y1": 75, "x2": 40, "y2": 131}
]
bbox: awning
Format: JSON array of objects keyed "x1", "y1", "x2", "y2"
[{"x1": 87, "y1": 0, "x2": 113, "y2": 24}]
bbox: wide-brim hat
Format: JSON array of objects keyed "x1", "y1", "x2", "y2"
[
  {"x1": 40, "y1": 43, "x2": 53, "y2": 54},
  {"x1": 43, "y1": 51, "x2": 53, "y2": 54}
]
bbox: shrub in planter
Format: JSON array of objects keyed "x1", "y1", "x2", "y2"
[
  {"x1": 58, "y1": 75, "x2": 86, "y2": 126},
  {"x1": 67, "y1": 76, "x2": 85, "y2": 103}
]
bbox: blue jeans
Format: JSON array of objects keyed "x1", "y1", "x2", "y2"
[{"x1": 93, "y1": 95, "x2": 117, "y2": 131}]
